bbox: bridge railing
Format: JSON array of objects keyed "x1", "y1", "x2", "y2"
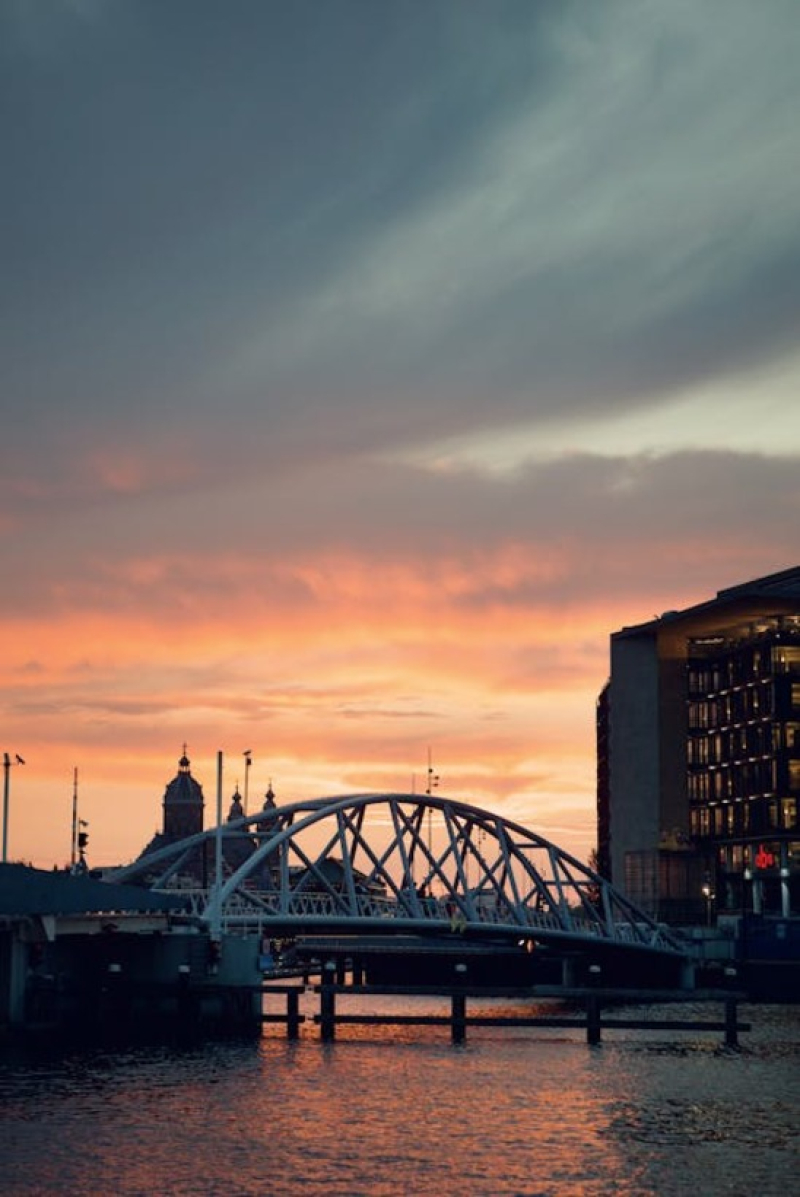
[{"x1": 165, "y1": 886, "x2": 621, "y2": 941}]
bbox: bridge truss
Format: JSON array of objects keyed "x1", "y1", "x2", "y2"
[{"x1": 112, "y1": 793, "x2": 685, "y2": 956}]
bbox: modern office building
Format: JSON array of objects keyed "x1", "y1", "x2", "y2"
[{"x1": 597, "y1": 566, "x2": 800, "y2": 925}]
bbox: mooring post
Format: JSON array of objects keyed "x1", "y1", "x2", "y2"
[
  {"x1": 452, "y1": 963, "x2": 468, "y2": 1043},
  {"x1": 586, "y1": 964, "x2": 602, "y2": 1045},
  {"x1": 286, "y1": 988, "x2": 301, "y2": 1040},
  {"x1": 724, "y1": 966, "x2": 739, "y2": 1048},
  {"x1": 320, "y1": 960, "x2": 337, "y2": 1042}
]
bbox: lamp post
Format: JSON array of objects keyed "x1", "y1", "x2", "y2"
[
  {"x1": 701, "y1": 876, "x2": 715, "y2": 927},
  {"x1": 2, "y1": 752, "x2": 25, "y2": 864}
]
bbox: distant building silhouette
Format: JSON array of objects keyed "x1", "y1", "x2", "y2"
[
  {"x1": 598, "y1": 566, "x2": 800, "y2": 924},
  {"x1": 136, "y1": 749, "x2": 274, "y2": 887},
  {"x1": 163, "y1": 747, "x2": 204, "y2": 840}
]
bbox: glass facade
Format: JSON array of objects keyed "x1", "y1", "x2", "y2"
[{"x1": 686, "y1": 616, "x2": 800, "y2": 917}]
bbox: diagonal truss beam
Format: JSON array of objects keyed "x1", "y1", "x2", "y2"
[{"x1": 110, "y1": 792, "x2": 687, "y2": 956}]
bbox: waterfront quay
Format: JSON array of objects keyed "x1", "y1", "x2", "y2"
[{"x1": 0, "y1": 863, "x2": 265, "y2": 1041}]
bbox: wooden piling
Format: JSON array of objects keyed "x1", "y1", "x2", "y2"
[
  {"x1": 586, "y1": 964, "x2": 602, "y2": 1045},
  {"x1": 306, "y1": 982, "x2": 749, "y2": 1046},
  {"x1": 286, "y1": 988, "x2": 301, "y2": 1040},
  {"x1": 586, "y1": 993, "x2": 601, "y2": 1045},
  {"x1": 320, "y1": 962, "x2": 337, "y2": 1042},
  {"x1": 451, "y1": 992, "x2": 466, "y2": 1043},
  {"x1": 724, "y1": 994, "x2": 739, "y2": 1048},
  {"x1": 724, "y1": 967, "x2": 739, "y2": 1048}
]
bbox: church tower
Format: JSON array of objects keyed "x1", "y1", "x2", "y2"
[{"x1": 162, "y1": 747, "x2": 205, "y2": 840}]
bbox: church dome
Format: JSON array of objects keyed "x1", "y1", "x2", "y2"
[
  {"x1": 164, "y1": 748, "x2": 204, "y2": 807},
  {"x1": 162, "y1": 747, "x2": 204, "y2": 841}
]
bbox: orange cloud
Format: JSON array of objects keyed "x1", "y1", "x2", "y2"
[
  {"x1": 0, "y1": 542, "x2": 609, "y2": 870},
  {"x1": 7, "y1": 536, "x2": 765, "y2": 871}
]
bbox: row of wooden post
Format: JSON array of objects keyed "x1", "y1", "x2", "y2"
[{"x1": 261, "y1": 960, "x2": 747, "y2": 1047}]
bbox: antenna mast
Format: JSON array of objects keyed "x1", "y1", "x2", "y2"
[
  {"x1": 425, "y1": 747, "x2": 439, "y2": 855},
  {"x1": 71, "y1": 767, "x2": 78, "y2": 868}
]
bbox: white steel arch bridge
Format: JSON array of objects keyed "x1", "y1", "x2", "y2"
[{"x1": 112, "y1": 793, "x2": 686, "y2": 961}]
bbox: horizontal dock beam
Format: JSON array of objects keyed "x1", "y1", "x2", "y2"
[
  {"x1": 305, "y1": 982, "x2": 749, "y2": 1047},
  {"x1": 253, "y1": 977, "x2": 751, "y2": 1047}
]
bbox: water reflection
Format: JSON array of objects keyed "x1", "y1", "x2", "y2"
[{"x1": 1, "y1": 1002, "x2": 798, "y2": 1196}]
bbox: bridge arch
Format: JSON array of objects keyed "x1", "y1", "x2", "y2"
[{"x1": 113, "y1": 793, "x2": 684, "y2": 957}]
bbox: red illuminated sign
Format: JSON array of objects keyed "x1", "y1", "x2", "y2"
[{"x1": 754, "y1": 844, "x2": 776, "y2": 870}]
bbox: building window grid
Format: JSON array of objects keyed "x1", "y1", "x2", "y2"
[{"x1": 687, "y1": 634, "x2": 800, "y2": 839}]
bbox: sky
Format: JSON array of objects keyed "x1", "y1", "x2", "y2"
[{"x1": 2, "y1": 0, "x2": 799, "y2": 871}]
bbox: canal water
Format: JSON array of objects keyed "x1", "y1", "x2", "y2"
[{"x1": 1, "y1": 996, "x2": 798, "y2": 1196}]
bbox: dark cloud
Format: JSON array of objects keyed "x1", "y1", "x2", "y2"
[
  {"x1": 1, "y1": 0, "x2": 798, "y2": 481},
  {"x1": 1, "y1": 1, "x2": 552, "y2": 437}
]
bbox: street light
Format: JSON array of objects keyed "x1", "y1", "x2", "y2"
[
  {"x1": 2, "y1": 752, "x2": 25, "y2": 864},
  {"x1": 701, "y1": 877, "x2": 715, "y2": 927}
]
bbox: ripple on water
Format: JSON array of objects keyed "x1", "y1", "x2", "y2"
[{"x1": 1, "y1": 1005, "x2": 798, "y2": 1196}]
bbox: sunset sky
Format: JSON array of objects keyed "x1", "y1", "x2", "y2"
[{"x1": 2, "y1": 0, "x2": 799, "y2": 870}]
